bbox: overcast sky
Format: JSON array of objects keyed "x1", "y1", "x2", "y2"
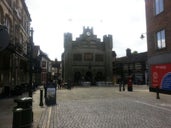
[{"x1": 26, "y1": 0, "x2": 147, "y2": 61}]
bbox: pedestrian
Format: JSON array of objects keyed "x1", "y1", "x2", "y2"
[
  {"x1": 44, "y1": 82, "x2": 48, "y2": 98},
  {"x1": 119, "y1": 79, "x2": 122, "y2": 91},
  {"x1": 127, "y1": 76, "x2": 133, "y2": 91},
  {"x1": 58, "y1": 79, "x2": 61, "y2": 89},
  {"x1": 156, "y1": 85, "x2": 160, "y2": 99},
  {"x1": 67, "y1": 80, "x2": 71, "y2": 90}
]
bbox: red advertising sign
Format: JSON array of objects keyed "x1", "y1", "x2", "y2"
[{"x1": 151, "y1": 63, "x2": 171, "y2": 90}]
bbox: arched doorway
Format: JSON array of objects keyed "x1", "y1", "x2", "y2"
[
  {"x1": 85, "y1": 71, "x2": 92, "y2": 82},
  {"x1": 95, "y1": 72, "x2": 104, "y2": 81},
  {"x1": 74, "y1": 72, "x2": 81, "y2": 84}
]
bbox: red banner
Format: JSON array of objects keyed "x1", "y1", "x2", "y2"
[{"x1": 151, "y1": 63, "x2": 171, "y2": 89}]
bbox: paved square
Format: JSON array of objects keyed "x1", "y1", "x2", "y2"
[{"x1": 37, "y1": 86, "x2": 171, "y2": 128}]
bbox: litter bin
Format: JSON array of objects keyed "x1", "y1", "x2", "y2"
[
  {"x1": 13, "y1": 97, "x2": 33, "y2": 128},
  {"x1": 13, "y1": 108, "x2": 23, "y2": 128}
]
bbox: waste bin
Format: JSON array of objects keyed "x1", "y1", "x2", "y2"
[
  {"x1": 14, "y1": 97, "x2": 32, "y2": 108},
  {"x1": 13, "y1": 108, "x2": 23, "y2": 128},
  {"x1": 13, "y1": 97, "x2": 33, "y2": 128}
]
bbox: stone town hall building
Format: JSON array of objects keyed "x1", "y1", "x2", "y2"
[{"x1": 63, "y1": 27, "x2": 113, "y2": 85}]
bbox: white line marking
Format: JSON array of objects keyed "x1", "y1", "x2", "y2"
[
  {"x1": 47, "y1": 107, "x2": 52, "y2": 128},
  {"x1": 135, "y1": 100, "x2": 171, "y2": 112}
]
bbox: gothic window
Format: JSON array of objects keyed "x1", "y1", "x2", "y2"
[
  {"x1": 84, "y1": 53, "x2": 93, "y2": 61},
  {"x1": 95, "y1": 54, "x2": 104, "y2": 62},
  {"x1": 4, "y1": 16, "x2": 11, "y2": 33},
  {"x1": 73, "y1": 54, "x2": 82, "y2": 61},
  {"x1": 19, "y1": 34, "x2": 23, "y2": 44}
]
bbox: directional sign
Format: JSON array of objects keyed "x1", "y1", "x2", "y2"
[{"x1": 0, "y1": 25, "x2": 10, "y2": 51}]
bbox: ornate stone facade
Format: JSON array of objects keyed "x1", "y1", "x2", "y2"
[
  {"x1": 63, "y1": 27, "x2": 113, "y2": 85},
  {"x1": 0, "y1": 0, "x2": 31, "y2": 95}
]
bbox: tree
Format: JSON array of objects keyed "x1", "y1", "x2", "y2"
[{"x1": 132, "y1": 51, "x2": 138, "y2": 54}]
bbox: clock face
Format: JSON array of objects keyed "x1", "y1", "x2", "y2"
[{"x1": 86, "y1": 31, "x2": 91, "y2": 36}]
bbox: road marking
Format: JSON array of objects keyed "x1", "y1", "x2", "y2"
[
  {"x1": 47, "y1": 107, "x2": 52, "y2": 128},
  {"x1": 135, "y1": 100, "x2": 171, "y2": 112},
  {"x1": 41, "y1": 107, "x2": 48, "y2": 128}
]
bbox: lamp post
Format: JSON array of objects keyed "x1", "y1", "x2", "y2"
[{"x1": 29, "y1": 28, "x2": 34, "y2": 97}]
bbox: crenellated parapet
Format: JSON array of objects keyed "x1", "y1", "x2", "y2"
[
  {"x1": 83, "y1": 26, "x2": 94, "y2": 35},
  {"x1": 75, "y1": 26, "x2": 101, "y2": 43}
]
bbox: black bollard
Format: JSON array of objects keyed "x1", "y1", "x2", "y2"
[
  {"x1": 44, "y1": 87, "x2": 47, "y2": 98},
  {"x1": 123, "y1": 84, "x2": 125, "y2": 91},
  {"x1": 156, "y1": 86, "x2": 160, "y2": 99},
  {"x1": 39, "y1": 89, "x2": 44, "y2": 106},
  {"x1": 119, "y1": 83, "x2": 121, "y2": 91}
]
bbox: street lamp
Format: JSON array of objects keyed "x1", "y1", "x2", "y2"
[
  {"x1": 140, "y1": 33, "x2": 146, "y2": 39},
  {"x1": 28, "y1": 28, "x2": 34, "y2": 97}
]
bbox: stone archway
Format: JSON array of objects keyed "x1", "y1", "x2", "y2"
[
  {"x1": 74, "y1": 72, "x2": 81, "y2": 84},
  {"x1": 95, "y1": 72, "x2": 104, "y2": 81},
  {"x1": 85, "y1": 71, "x2": 93, "y2": 82}
]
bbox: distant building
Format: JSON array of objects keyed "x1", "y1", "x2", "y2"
[
  {"x1": 51, "y1": 59, "x2": 62, "y2": 84},
  {"x1": 145, "y1": 0, "x2": 171, "y2": 93},
  {"x1": 114, "y1": 49, "x2": 148, "y2": 85},
  {"x1": 32, "y1": 45, "x2": 41, "y2": 84},
  {"x1": 63, "y1": 27, "x2": 113, "y2": 85},
  {"x1": 39, "y1": 51, "x2": 51, "y2": 85}
]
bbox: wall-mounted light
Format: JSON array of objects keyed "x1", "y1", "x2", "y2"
[{"x1": 140, "y1": 33, "x2": 146, "y2": 40}]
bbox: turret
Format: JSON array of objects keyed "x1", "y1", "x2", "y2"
[
  {"x1": 64, "y1": 33, "x2": 72, "y2": 49},
  {"x1": 103, "y1": 34, "x2": 113, "y2": 49}
]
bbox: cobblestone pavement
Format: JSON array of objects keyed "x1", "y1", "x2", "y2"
[
  {"x1": 37, "y1": 85, "x2": 171, "y2": 128},
  {"x1": 0, "y1": 97, "x2": 15, "y2": 128},
  {"x1": 0, "y1": 87, "x2": 46, "y2": 128}
]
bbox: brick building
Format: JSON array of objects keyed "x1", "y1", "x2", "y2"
[{"x1": 145, "y1": 0, "x2": 171, "y2": 92}]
